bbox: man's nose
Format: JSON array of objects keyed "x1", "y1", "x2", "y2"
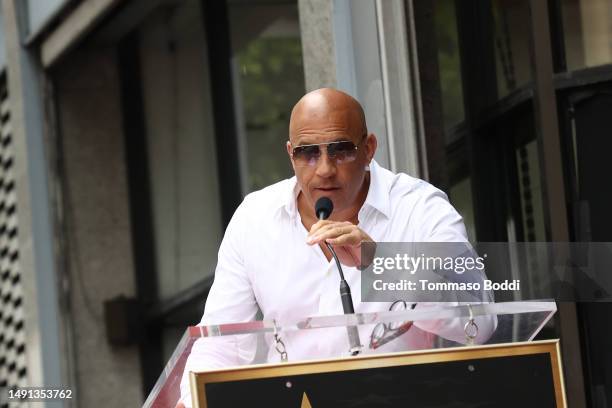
[{"x1": 315, "y1": 150, "x2": 337, "y2": 177}]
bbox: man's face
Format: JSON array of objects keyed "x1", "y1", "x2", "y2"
[{"x1": 287, "y1": 102, "x2": 376, "y2": 217}]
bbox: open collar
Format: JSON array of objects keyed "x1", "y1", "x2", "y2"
[{"x1": 280, "y1": 159, "x2": 392, "y2": 219}]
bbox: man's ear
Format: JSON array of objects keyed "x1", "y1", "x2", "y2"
[
  {"x1": 287, "y1": 140, "x2": 296, "y2": 170},
  {"x1": 365, "y1": 133, "x2": 378, "y2": 162}
]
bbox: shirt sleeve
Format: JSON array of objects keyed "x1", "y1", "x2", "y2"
[
  {"x1": 412, "y1": 185, "x2": 468, "y2": 242},
  {"x1": 200, "y1": 198, "x2": 259, "y2": 326},
  {"x1": 179, "y1": 199, "x2": 259, "y2": 407},
  {"x1": 408, "y1": 185, "x2": 497, "y2": 344}
]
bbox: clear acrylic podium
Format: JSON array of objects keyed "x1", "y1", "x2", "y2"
[{"x1": 143, "y1": 301, "x2": 557, "y2": 408}]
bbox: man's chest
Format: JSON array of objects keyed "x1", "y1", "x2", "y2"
[{"x1": 242, "y1": 215, "x2": 402, "y2": 320}]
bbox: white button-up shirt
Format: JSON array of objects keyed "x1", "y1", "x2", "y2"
[{"x1": 179, "y1": 160, "x2": 494, "y2": 406}]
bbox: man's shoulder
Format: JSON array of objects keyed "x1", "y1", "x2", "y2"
[
  {"x1": 383, "y1": 168, "x2": 448, "y2": 205},
  {"x1": 376, "y1": 165, "x2": 465, "y2": 241},
  {"x1": 239, "y1": 177, "x2": 295, "y2": 215}
]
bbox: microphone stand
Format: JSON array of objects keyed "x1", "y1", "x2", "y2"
[{"x1": 325, "y1": 242, "x2": 362, "y2": 355}]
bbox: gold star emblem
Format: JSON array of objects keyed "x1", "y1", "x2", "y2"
[{"x1": 301, "y1": 392, "x2": 312, "y2": 408}]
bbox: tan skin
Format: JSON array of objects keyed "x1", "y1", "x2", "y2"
[
  {"x1": 175, "y1": 89, "x2": 377, "y2": 408},
  {"x1": 287, "y1": 88, "x2": 378, "y2": 266}
]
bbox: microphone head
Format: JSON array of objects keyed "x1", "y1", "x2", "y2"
[{"x1": 315, "y1": 197, "x2": 334, "y2": 220}]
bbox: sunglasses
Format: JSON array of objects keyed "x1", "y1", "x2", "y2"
[
  {"x1": 369, "y1": 301, "x2": 416, "y2": 350},
  {"x1": 290, "y1": 137, "x2": 366, "y2": 167}
]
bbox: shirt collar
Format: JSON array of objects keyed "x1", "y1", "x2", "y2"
[
  {"x1": 280, "y1": 159, "x2": 392, "y2": 219},
  {"x1": 362, "y1": 159, "x2": 391, "y2": 218}
]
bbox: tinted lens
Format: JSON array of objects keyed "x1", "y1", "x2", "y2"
[
  {"x1": 388, "y1": 320, "x2": 407, "y2": 331},
  {"x1": 388, "y1": 301, "x2": 407, "y2": 330},
  {"x1": 292, "y1": 145, "x2": 320, "y2": 166},
  {"x1": 328, "y1": 141, "x2": 358, "y2": 163},
  {"x1": 390, "y1": 300, "x2": 407, "y2": 311},
  {"x1": 371, "y1": 323, "x2": 385, "y2": 342}
]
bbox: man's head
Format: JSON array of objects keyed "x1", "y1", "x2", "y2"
[{"x1": 287, "y1": 88, "x2": 377, "y2": 218}]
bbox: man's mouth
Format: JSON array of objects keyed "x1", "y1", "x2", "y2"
[{"x1": 315, "y1": 187, "x2": 340, "y2": 192}]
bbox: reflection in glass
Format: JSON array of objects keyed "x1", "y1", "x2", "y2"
[
  {"x1": 434, "y1": 0, "x2": 465, "y2": 131},
  {"x1": 229, "y1": 3, "x2": 305, "y2": 192},
  {"x1": 491, "y1": 0, "x2": 532, "y2": 98},
  {"x1": 561, "y1": 0, "x2": 612, "y2": 70}
]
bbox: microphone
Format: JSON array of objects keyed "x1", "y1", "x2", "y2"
[
  {"x1": 314, "y1": 197, "x2": 362, "y2": 355},
  {"x1": 315, "y1": 196, "x2": 333, "y2": 220}
]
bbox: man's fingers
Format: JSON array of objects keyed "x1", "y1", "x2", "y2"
[
  {"x1": 309, "y1": 219, "x2": 331, "y2": 235},
  {"x1": 308, "y1": 222, "x2": 353, "y2": 243},
  {"x1": 326, "y1": 229, "x2": 362, "y2": 245},
  {"x1": 309, "y1": 225, "x2": 360, "y2": 245},
  {"x1": 309, "y1": 221, "x2": 335, "y2": 237},
  {"x1": 309, "y1": 220, "x2": 352, "y2": 236},
  {"x1": 318, "y1": 225, "x2": 354, "y2": 240}
]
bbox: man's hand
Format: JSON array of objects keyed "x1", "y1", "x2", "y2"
[{"x1": 306, "y1": 220, "x2": 374, "y2": 267}]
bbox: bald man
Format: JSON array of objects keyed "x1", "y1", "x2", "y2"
[
  {"x1": 177, "y1": 88, "x2": 493, "y2": 407},
  {"x1": 289, "y1": 88, "x2": 376, "y2": 267}
]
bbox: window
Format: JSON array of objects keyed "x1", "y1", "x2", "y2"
[
  {"x1": 138, "y1": 0, "x2": 222, "y2": 300},
  {"x1": 560, "y1": 0, "x2": 612, "y2": 70},
  {"x1": 229, "y1": 1, "x2": 305, "y2": 192},
  {"x1": 118, "y1": 0, "x2": 306, "y2": 392},
  {"x1": 413, "y1": 1, "x2": 612, "y2": 405}
]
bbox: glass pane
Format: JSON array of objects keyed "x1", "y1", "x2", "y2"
[
  {"x1": 138, "y1": 0, "x2": 223, "y2": 299},
  {"x1": 162, "y1": 326, "x2": 187, "y2": 364},
  {"x1": 434, "y1": 0, "x2": 465, "y2": 131},
  {"x1": 229, "y1": 2, "x2": 305, "y2": 192},
  {"x1": 491, "y1": 0, "x2": 532, "y2": 98},
  {"x1": 561, "y1": 0, "x2": 612, "y2": 70},
  {"x1": 146, "y1": 302, "x2": 557, "y2": 407},
  {"x1": 449, "y1": 177, "x2": 477, "y2": 242}
]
